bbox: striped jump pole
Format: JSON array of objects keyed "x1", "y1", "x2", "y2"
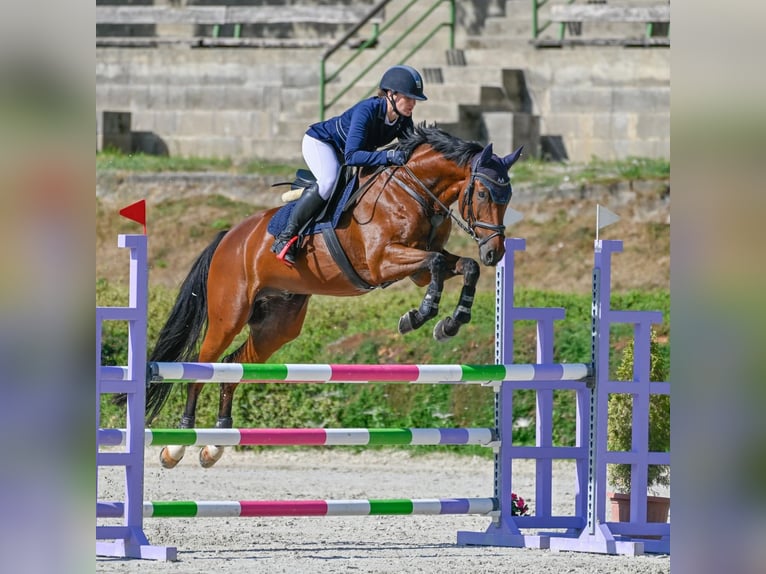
[
  {"x1": 98, "y1": 498, "x2": 498, "y2": 519},
  {"x1": 101, "y1": 361, "x2": 592, "y2": 384},
  {"x1": 98, "y1": 427, "x2": 497, "y2": 447}
]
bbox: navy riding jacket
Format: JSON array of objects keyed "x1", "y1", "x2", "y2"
[{"x1": 306, "y1": 97, "x2": 414, "y2": 166}]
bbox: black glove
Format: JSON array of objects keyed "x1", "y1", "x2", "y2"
[{"x1": 386, "y1": 149, "x2": 407, "y2": 166}]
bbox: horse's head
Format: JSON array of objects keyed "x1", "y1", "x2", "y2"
[{"x1": 460, "y1": 143, "x2": 523, "y2": 266}]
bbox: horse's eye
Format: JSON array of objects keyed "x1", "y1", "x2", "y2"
[{"x1": 477, "y1": 190, "x2": 487, "y2": 199}]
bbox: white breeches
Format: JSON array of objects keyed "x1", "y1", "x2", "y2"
[{"x1": 302, "y1": 134, "x2": 342, "y2": 200}]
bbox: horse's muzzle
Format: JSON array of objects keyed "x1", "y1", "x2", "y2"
[{"x1": 479, "y1": 242, "x2": 504, "y2": 266}]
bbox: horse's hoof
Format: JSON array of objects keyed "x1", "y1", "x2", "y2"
[
  {"x1": 199, "y1": 445, "x2": 225, "y2": 468},
  {"x1": 433, "y1": 320, "x2": 449, "y2": 342},
  {"x1": 159, "y1": 445, "x2": 185, "y2": 469},
  {"x1": 433, "y1": 318, "x2": 458, "y2": 342},
  {"x1": 398, "y1": 310, "x2": 416, "y2": 334}
]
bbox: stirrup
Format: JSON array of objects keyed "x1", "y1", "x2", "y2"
[{"x1": 275, "y1": 236, "x2": 299, "y2": 267}]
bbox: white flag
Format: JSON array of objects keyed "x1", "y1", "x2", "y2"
[{"x1": 597, "y1": 205, "x2": 620, "y2": 230}]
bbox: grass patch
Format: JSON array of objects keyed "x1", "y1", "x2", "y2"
[
  {"x1": 509, "y1": 156, "x2": 670, "y2": 188},
  {"x1": 97, "y1": 149, "x2": 299, "y2": 176},
  {"x1": 97, "y1": 149, "x2": 668, "y2": 189}
]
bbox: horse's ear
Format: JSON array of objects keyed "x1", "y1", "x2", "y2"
[
  {"x1": 502, "y1": 146, "x2": 524, "y2": 170},
  {"x1": 478, "y1": 143, "x2": 494, "y2": 165}
]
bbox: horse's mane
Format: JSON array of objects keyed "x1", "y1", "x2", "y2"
[{"x1": 397, "y1": 123, "x2": 483, "y2": 167}]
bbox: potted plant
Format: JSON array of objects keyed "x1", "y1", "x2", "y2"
[
  {"x1": 511, "y1": 492, "x2": 529, "y2": 516},
  {"x1": 607, "y1": 329, "x2": 670, "y2": 523}
]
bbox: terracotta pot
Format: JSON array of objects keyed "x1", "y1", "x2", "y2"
[{"x1": 608, "y1": 492, "x2": 670, "y2": 523}]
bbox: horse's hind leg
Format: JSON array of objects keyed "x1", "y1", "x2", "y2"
[
  {"x1": 158, "y1": 381, "x2": 206, "y2": 468},
  {"x1": 197, "y1": 381, "x2": 237, "y2": 468},
  {"x1": 433, "y1": 257, "x2": 480, "y2": 342},
  {"x1": 198, "y1": 294, "x2": 312, "y2": 468},
  {"x1": 159, "y1": 287, "x2": 253, "y2": 469}
]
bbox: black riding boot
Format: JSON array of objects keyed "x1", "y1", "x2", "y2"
[{"x1": 271, "y1": 183, "x2": 325, "y2": 266}]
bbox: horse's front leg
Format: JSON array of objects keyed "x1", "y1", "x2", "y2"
[
  {"x1": 433, "y1": 257, "x2": 480, "y2": 342},
  {"x1": 199, "y1": 382, "x2": 237, "y2": 468},
  {"x1": 398, "y1": 252, "x2": 449, "y2": 335}
]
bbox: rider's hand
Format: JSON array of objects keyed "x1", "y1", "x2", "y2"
[{"x1": 386, "y1": 149, "x2": 407, "y2": 166}]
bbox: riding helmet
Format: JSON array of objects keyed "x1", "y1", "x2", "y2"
[{"x1": 379, "y1": 65, "x2": 428, "y2": 101}]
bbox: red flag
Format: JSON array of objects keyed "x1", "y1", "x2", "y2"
[{"x1": 119, "y1": 199, "x2": 146, "y2": 234}]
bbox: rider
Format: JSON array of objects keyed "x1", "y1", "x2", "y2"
[{"x1": 271, "y1": 64, "x2": 428, "y2": 266}]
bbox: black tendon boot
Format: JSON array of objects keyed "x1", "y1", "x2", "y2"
[{"x1": 271, "y1": 183, "x2": 325, "y2": 266}]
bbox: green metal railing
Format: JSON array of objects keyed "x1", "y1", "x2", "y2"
[
  {"x1": 319, "y1": 0, "x2": 455, "y2": 121},
  {"x1": 532, "y1": 0, "x2": 670, "y2": 43},
  {"x1": 532, "y1": 0, "x2": 574, "y2": 41}
]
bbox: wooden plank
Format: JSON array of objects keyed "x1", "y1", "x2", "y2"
[
  {"x1": 96, "y1": 5, "x2": 376, "y2": 26},
  {"x1": 549, "y1": 4, "x2": 670, "y2": 23}
]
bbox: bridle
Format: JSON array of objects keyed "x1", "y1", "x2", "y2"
[{"x1": 389, "y1": 155, "x2": 510, "y2": 248}]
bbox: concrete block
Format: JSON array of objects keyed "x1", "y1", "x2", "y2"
[
  {"x1": 147, "y1": 84, "x2": 170, "y2": 109},
  {"x1": 122, "y1": 85, "x2": 151, "y2": 108},
  {"x1": 248, "y1": 110, "x2": 278, "y2": 136},
  {"x1": 613, "y1": 138, "x2": 669, "y2": 159},
  {"x1": 141, "y1": 111, "x2": 178, "y2": 136},
  {"x1": 612, "y1": 87, "x2": 670, "y2": 112},
  {"x1": 215, "y1": 111, "x2": 259, "y2": 138},
  {"x1": 543, "y1": 113, "x2": 595, "y2": 140},
  {"x1": 251, "y1": 140, "x2": 303, "y2": 163},
  {"x1": 218, "y1": 87, "x2": 260, "y2": 110},
  {"x1": 177, "y1": 111, "x2": 216, "y2": 136},
  {"x1": 481, "y1": 111, "x2": 540, "y2": 158},
  {"x1": 159, "y1": 86, "x2": 187, "y2": 109},
  {"x1": 550, "y1": 87, "x2": 613, "y2": 113},
  {"x1": 281, "y1": 65, "x2": 321, "y2": 88},
  {"x1": 96, "y1": 61, "x2": 130, "y2": 84},
  {"x1": 636, "y1": 113, "x2": 670, "y2": 140},
  {"x1": 276, "y1": 119, "x2": 311, "y2": 141},
  {"x1": 592, "y1": 113, "x2": 638, "y2": 140},
  {"x1": 175, "y1": 136, "x2": 244, "y2": 160}
]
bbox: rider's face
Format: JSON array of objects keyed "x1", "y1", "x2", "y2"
[{"x1": 391, "y1": 93, "x2": 417, "y2": 117}]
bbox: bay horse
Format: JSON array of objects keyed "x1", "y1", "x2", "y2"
[{"x1": 146, "y1": 125, "x2": 523, "y2": 468}]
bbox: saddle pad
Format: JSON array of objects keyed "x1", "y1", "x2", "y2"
[{"x1": 267, "y1": 175, "x2": 357, "y2": 238}]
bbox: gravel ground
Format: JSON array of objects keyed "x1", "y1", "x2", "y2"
[{"x1": 97, "y1": 448, "x2": 670, "y2": 573}]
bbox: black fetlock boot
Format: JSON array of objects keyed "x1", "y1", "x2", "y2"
[{"x1": 271, "y1": 183, "x2": 325, "y2": 266}]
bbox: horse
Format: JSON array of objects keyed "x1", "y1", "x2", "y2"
[{"x1": 146, "y1": 124, "x2": 523, "y2": 468}]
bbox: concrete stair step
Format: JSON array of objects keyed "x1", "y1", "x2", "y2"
[
  {"x1": 463, "y1": 35, "x2": 535, "y2": 51},
  {"x1": 276, "y1": 118, "x2": 315, "y2": 141}
]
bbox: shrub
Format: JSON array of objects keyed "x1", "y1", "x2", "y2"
[{"x1": 607, "y1": 329, "x2": 670, "y2": 493}]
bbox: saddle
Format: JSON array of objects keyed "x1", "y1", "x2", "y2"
[
  {"x1": 267, "y1": 165, "x2": 357, "y2": 239},
  {"x1": 268, "y1": 167, "x2": 381, "y2": 290}
]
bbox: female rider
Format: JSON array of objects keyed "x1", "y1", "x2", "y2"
[{"x1": 271, "y1": 64, "x2": 428, "y2": 266}]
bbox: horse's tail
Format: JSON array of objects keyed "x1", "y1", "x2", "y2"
[{"x1": 131, "y1": 230, "x2": 229, "y2": 424}]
